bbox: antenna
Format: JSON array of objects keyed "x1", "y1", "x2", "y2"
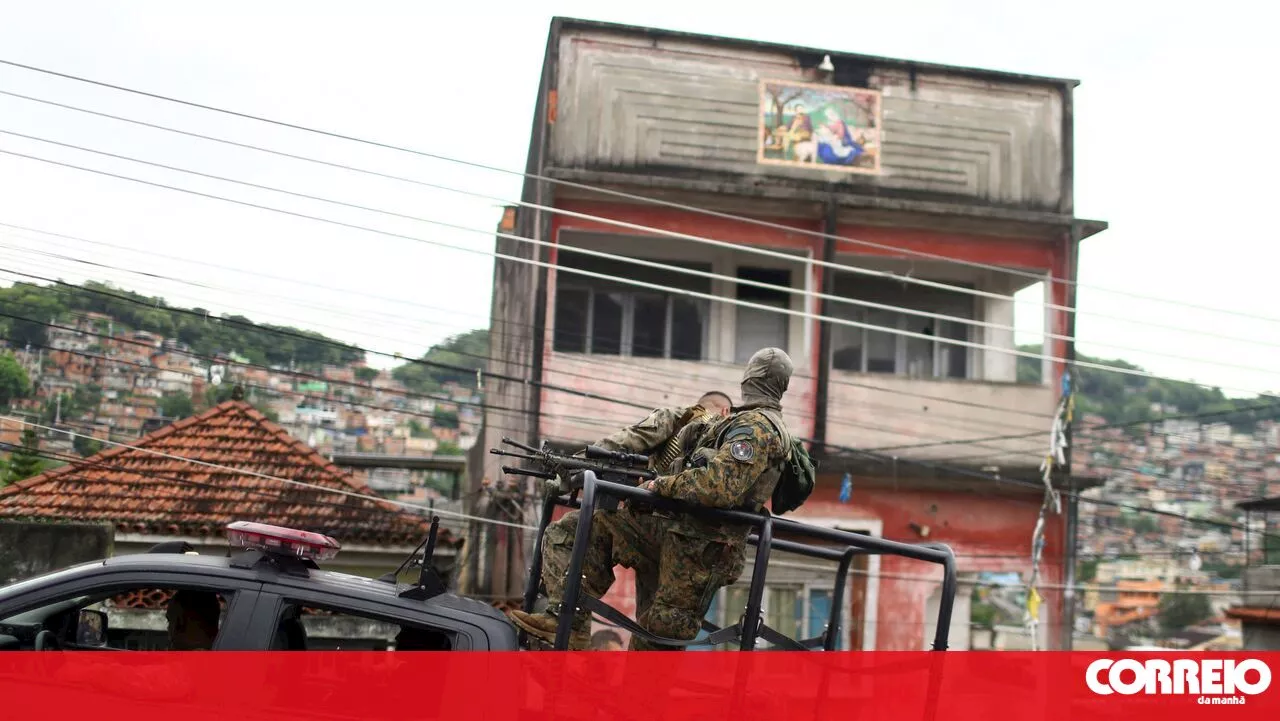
[{"x1": 397, "y1": 515, "x2": 448, "y2": 601}]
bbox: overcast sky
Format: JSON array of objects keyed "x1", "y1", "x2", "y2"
[{"x1": 0, "y1": 1, "x2": 1275, "y2": 397}]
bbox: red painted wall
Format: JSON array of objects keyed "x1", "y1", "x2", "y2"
[
  {"x1": 795, "y1": 477, "x2": 1065, "y2": 651},
  {"x1": 554, "y1": 475, "x2": 1066, "y2": 651},
  {"x1": 536, "y1": 201, "x2": 1071, "y2": 650}
]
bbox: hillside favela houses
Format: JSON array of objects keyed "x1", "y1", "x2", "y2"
[
  {"x1": 480, "y1": 17, "x2": 1110, "y2": 650},
  {"x1": 2, "y1": 17, "x2": 1274, "y2": 652},
  {"x1": 0, "y1": 401, "x2": 461, "y2": 649}
]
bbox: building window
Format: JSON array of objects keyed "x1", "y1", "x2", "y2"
[
  {"x1": 552, "y1": 253, "x2": 711, "y2": 360},
  {"x1": 694, "y1": 582, "x2": 847, "y2": 650},
  {"x1": 735, "y1": 267, "x2": 791, "y2": 363},
  {"x1": 829, "y1": 275, "x2": 975, "y2": 379}
]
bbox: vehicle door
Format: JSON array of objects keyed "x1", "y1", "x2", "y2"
[
  {"x1": 248, "y1": 585, "x2": 492, "y2": 651},
  {"x1": 0, "y1": 568, "x2": 264, "y2": 651}
]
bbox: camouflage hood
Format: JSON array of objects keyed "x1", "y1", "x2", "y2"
[{"x1": 737, "y1": 347, "x2": 793, "y2": 412}]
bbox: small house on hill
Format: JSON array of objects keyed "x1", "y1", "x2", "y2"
[
  {"x1": 0, "y1": 400, "x2": 464, "y2": 649},
  {"x1": 0, "y1": 400, "x2": 460, "y2": 578}
]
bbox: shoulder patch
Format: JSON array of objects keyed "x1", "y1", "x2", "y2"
[
  {"x1": 722, "y1": 425, "x2": 756, "y2": 443},
  {"x1": 729, "y1": 439, "x2": 755, "y2": 462}
]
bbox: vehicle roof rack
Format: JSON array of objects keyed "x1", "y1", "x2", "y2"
[{"x1": 506, "y1": 469, "x2": 957, "y2": 652}]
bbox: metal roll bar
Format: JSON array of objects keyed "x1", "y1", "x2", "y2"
[{"x1": 521, "y1": 471, "x2": 957, "y2": 652}]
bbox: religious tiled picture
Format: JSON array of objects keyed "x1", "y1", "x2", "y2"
[{"x1": 757, "y1": 79, "x2": 882, "y2": 174}]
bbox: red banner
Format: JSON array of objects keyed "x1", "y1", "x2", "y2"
[{"x1": 2, "y1": 652, "x2": 1276, "y2": 720}]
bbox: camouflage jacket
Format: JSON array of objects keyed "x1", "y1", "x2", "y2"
[
  {"x1": 592, "y1": 406, "x2": 690, "y2": 457},
  {"x1": 650, "y1": 409, "x2": 788, "y2": 543}
]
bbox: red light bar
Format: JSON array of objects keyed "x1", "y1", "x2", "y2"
[{"x1": 226, "y1": 521, "x2": 341, "y2": 562}]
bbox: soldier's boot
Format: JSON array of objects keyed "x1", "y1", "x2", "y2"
[{"x1": 508, "y1": 609, "x2": 591, "y2": 650}]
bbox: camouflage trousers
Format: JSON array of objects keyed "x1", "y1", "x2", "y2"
[{"x1": 541, "y1": 507, "x2": 745, "y2": 651}]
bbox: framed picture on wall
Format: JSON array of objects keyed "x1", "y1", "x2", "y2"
[{"x1": 757, "y1": 79, "x2": 883, "y2": 175}]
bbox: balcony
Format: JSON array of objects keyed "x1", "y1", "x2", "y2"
[
  {"x1": 825, "y1": 374, "x2": 1054, "y2": 467},
  {"x1": 539, "y1": 232, "x2": 1056, "y2": 467}
]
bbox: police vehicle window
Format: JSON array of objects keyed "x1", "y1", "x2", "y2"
[
  {"x1": 1, "y1": 585, "x2": 235, "y2": 651},
  {"x1": 272, "y1": 602, "x2": 454, "y2": 651}
]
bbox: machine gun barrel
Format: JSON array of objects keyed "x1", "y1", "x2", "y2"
[{"x1": 501, "y1": 465, "x2": 557, "y2": 480}]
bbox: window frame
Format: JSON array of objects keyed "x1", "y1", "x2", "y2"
[
  {"x1": 829, "y1": 308, "x2": 974, "y2": 380},
  {"x1": 696, "y1": 582, "x2": 849, "y2": 651},
  {"x1": 0, "y1": 570, "x2": 263, "y2": 651},
  {"x1": 553, "y1": 282, "x2": 711, "y2": 361},
  {"x1": 249, "y1": 587, "x2": 485, "y2": 651}
]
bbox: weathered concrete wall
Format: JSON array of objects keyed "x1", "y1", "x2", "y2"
[
  {"x1": 540, "y1": 353, "x2": 817, "y2": 445},
  {"x1": 794, "y1": 479, "x2": 1065, "y2": 651},
  {"x1": 0, "y1": 521, "x2": 113, "y2": 585},
  {"x1": 826, "y1": 371, "x2": 1054, "y2": 466},
  {"x1": 481, "y1": 211, "x2": 540, "y2": 488},
  {"x1": 551, "y1": 28, "x2": 1066, "y2": 211}
]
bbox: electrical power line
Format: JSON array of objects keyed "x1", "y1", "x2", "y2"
[
  {"x1": 0, "y1": 146, "x2": 1269, "y2": 397},
  {"x1": 0, "y1": 253, "x2": 1050, "y2": 440},
  {"x1": 2, "y1": 433, "x2": 1264, "y2": 598},
  {"x1": 2, "y1": 63, "x2": 1276, "y2": 326},
  {"x1": 10, "y1": 125, "x2": 1280, "y2": 369},
  {"x1": 0, "y1": 232, "x2": 1067, "y2": 438},
  {"x1": 6, "y1": 275, "x2": 1277, "y2": 540},
  {"x1": 12, "y1": 270, "x2": 1273, "y2": 512},
  {"x1": 8, "y1": 121, "x2": 1276, "y2": 363},
  {"x1": 2, "y1": 417, "x2": 536, "y2": 532}
]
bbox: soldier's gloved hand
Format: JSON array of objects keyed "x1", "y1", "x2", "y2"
[
  {"x1": 564, "y1": 470, "x2": 587, "y2": 490},
  {"x1": 541, "y1": 477, "x2": 563, "y2": 496}
]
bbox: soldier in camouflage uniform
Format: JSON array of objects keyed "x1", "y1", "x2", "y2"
[
  {"x1": 510, "y1": 390, "x2": 732, "y2": 650},
  {"x1": 509, "y1": 349, "x2": 794, "y2": 651},
  {"x1": 593, "y1": 390, "x2": 733, "y2": 467}
]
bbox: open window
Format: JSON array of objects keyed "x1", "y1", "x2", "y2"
[
  {"x1": 552, "y1": 253, "x2": 712, "y2": 360},
  {"x1": 0, "y1": 584, "x2": 239, "y2": 651},
  {"x1": 829, "y1": 275, "x2": 975, "y2": 379},
  {"x1": 270, "y1": 601, "x2": 457, "y2": 651}
]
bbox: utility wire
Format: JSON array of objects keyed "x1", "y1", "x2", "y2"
[
  {"x1": 5, "y1": 125, "x2": 1280, "y2": 377},
  {"x1": 4, "y1": 120, "x2": 1266, "y2": 361},
  {"x1": 5, "y1": 276, "x2": 1278, "y2": 539},
  {"x1": 12, "y1": 276, "x2": 1274, "y2": 510},
  {"x1": 0, "y1": 254, "x2": 1049, "y2": 439},
  {"x1": 0, "y1": 441, "x2": 454, "y2": 526},
  {"x1": 2, "y1": 417, "x2": 536, "y2": 532},
  {"x1": 0, "y1": 146, "x2": 1268, "y2": 397},
  {"x1": 2, "y1": 64, "x2": 1276, "y2": 325},
  {"x1": 0, "y1": 231, "x2": 1063, "y2": 434},
  {"x1": 8, "y1": 125, "x2": 1278, "y2": 367},
  {"x1": 14, "y1": 269, "x2": 1268, "y2": 481},
  {"x1": 4, "y1": 335, "x2": 614, "y2": 442}
]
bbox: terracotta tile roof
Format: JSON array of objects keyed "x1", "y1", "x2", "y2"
[{"x1": 0, "y1": 401, "x2": 453, "y2": 547}]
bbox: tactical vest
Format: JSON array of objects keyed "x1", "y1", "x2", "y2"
[{"x1": 653, "y1": 404, "x2": 708, "y2": 474}]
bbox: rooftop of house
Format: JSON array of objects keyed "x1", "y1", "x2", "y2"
[
  {"x1": 0, "y1": 400, "x2": 455, "y2": 547},
  {"x1": 550, "y1": 16, "x2": 1082, "y2": 88}
]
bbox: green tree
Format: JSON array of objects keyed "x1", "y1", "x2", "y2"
[
  {"x1": 432, "y1": 407, "x2": 460, "y2": 430},
  {"x1": 1158, "y1": 588, "x2": 1211, "y2": 634},
  {"x1": 408, "y1": 419, "x2": 429, "y2": 438},
  {"x1": 436, "y1": 440, "x2": 463, "y2": 456},
  {"x1": 0, "y1": 352, "x2": 31, "y2": 408},
  {"x1": 355, "y1": 366, "x2": 379, "y2": 382},
  {"x1": 4, "y1": 429, "x2": 44, "y2": 484},
  {"x1": 393, "y1": 330, "x2": 488, "y2": 394},
  {"x1": 1078, "y1": 558, "x2": 1100, "y2": 583},
  {"x1": 160, "y1": 392, "x2": 195, "y2": 419},
  {"x1": 73, "y1": 434, "x2": 103, "y2": 458}
]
